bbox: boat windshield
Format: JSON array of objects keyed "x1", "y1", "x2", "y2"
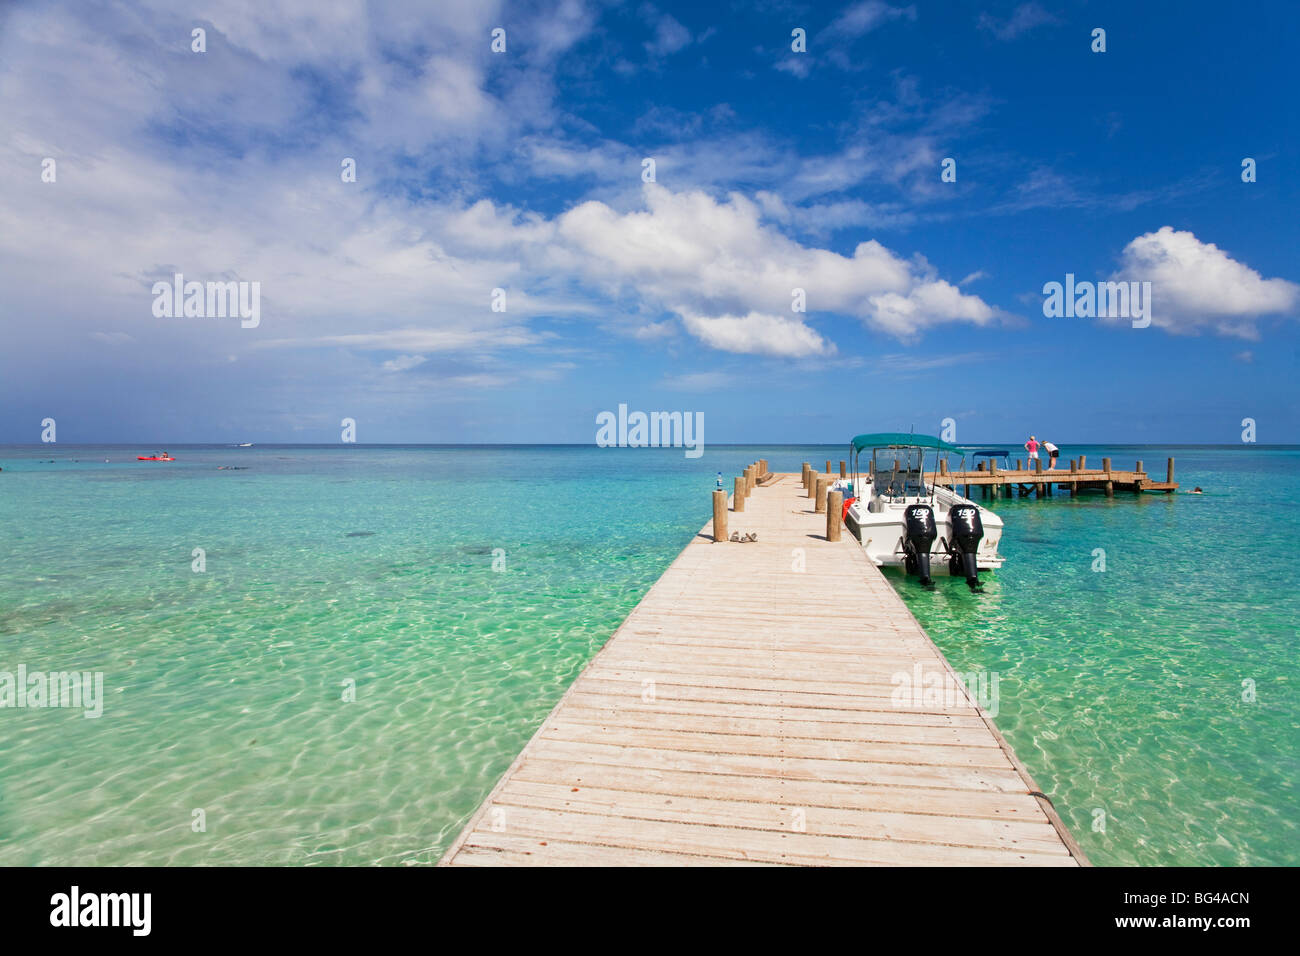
[{"x1": 870, "y1": 445, "x2": 928, "y2": 498}]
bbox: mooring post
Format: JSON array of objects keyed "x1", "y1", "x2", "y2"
[
  {"x1": 825, "y1": 460, "x2": 832, "y2": 475},
  {"x1": 827, "y1": 491, "x2": 843, "y2": 542},
  {"x1": 840, "y1": 460, "x2": 847, "y2": 478},
  {"x1": 1103, "y1": 457, "x2": 1114, "y2": 497},
  {"x1": 712, "y1": 489, "x2": 727, "y2": 541},
  {"x1": 808, "y1": 470, "x2": 818, "y2": 499},
  {"x1": 733, "y1": 477, "x2": 745, "y2": 512},
  {"x1": 816, "y1": 476, "x2": 829, "y2": 513},
  {"x1": 746, "y1": 465, "x2": 755, "y2": 495},
  {"x1": 1035, "y1": 456, "x2": 1044, "y2": 497},
  {"x1": 1167, "y1": 457, "x2": 1175, "y2": 488},
  {"x1": 801, "y1": 462, "x2": 811, "y2": 490},
  {"x1": 1078, "y1": 454, "x2": 1086, "y2": 471}
]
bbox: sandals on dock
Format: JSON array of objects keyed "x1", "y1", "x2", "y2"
[{"x1": 730, "y1": 532, "x2": 759, "y2": 543}]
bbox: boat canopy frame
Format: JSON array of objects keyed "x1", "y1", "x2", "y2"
[{"x1": 847, "y1": 433, "x2": 969, "y2": 504}]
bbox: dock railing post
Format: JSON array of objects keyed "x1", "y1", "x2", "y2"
[
  {"x1": 733, "y1": 477, "x2": 745, "y2": 512},
  {"x1": 827, "y1": 491, "x2": 843, "y2": 541},
  {"x1": 712, "y1": 489, "x2": 727, "y2": 541},
  {"x1": 816, "y1": 476, "x2": 829, "y2": 513}
]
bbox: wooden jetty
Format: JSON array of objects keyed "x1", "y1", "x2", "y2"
[
  {"x1": 440, "y1": 461, "x2": 1087, "y2": 867},
  {"x1": 929, "y1": 455, "x2": 1178, "y2": 499}
]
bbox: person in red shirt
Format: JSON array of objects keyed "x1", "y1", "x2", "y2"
[{"x1": 1024, "y1": 435, "x2": 1040, "y2": 463}]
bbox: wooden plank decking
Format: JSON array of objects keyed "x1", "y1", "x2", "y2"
[{"x1": 440, "y1": 473, "x2": 1086, "y2": 866}]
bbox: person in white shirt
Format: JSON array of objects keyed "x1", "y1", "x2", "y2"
[{"x1": 1041, "y1": 439, "x2": 1059, "y2": 470}]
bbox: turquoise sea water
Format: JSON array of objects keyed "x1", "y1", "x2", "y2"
[{"x1": 1, "y1": 444, "x2": 1296, "y2": 866}]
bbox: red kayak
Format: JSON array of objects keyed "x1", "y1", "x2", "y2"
[{"x1": 137, "y1": 456, "x2": 175, "y2": 461}]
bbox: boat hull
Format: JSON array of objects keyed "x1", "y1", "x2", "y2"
[{"x1": 846, "y1": 486, "x2": 1005, "y2": 573}]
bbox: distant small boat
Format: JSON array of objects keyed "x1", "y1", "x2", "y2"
[
  {"x1": 137, "y1": 454, "x2": 175, "y2": 461},
  {"x1": 237, "y1": 443, "x2": 253, "y2": 447}
]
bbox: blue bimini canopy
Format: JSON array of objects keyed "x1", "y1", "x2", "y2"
[{"x1": 850, "y1": 432, "x2": 964, "y2": 455}]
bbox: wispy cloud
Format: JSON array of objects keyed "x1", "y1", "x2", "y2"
[{"x1": 977, "y1": 3, "x2": 1058, "y2": 41}]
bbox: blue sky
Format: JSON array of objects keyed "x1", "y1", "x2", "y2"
[{"x1": 2, "y1": 0, "x2": 1297, "y2": 444}]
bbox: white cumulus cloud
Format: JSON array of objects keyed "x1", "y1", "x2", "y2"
[{"x1": 1111, "y1": 226, "x2": 1299, "y2": 338}]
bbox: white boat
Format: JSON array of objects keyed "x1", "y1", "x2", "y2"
[{"x1": 841, "y1": 433, "x2": 1005, "y2": 590}]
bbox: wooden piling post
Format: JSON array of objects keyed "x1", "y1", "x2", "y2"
[
  {"x1": 816, "y1": 476, "x2": 830, "y2": 513},
  {"x1": 1167, "y1": 457, "x2": 1175, "y2": 489},
  {"x1": 825, "y1": 460, "x2": 832, "y2": 475},
  {"x1": 808, "y1": 470, "x2": 818, "y2": 499},
  {"x1": 801, "y1": 463, "x2": 811, "y2": 490},
  {"x1": 1078, "y1": 454, "x2": 1086, "y2": 471},
  {"x1": 712, "y1": 490, "x2": 727, "y2": 541},
  {"x1": 746, "y1": 465, "x2": 755, "y2": 495},
  {"x1": 733, "y1": 477, "x2": 746, "y2": 512},
  {"x1": 1103, "y1": 457, "x2": 1113, "y2": 497},
  {"x1": 840, "y1": 460, "x2": 847, "y2": 478},
  {"x1": 827, "y1": 491, "x2": 843, "y2": 542}
]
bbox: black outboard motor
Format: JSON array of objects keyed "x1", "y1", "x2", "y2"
[
  {"x1": 948, "y1": 504, "x2": 985, "y2": 590},
  {"x1": 902, "y1": 505, "x2": 937, "y2": 587}
]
